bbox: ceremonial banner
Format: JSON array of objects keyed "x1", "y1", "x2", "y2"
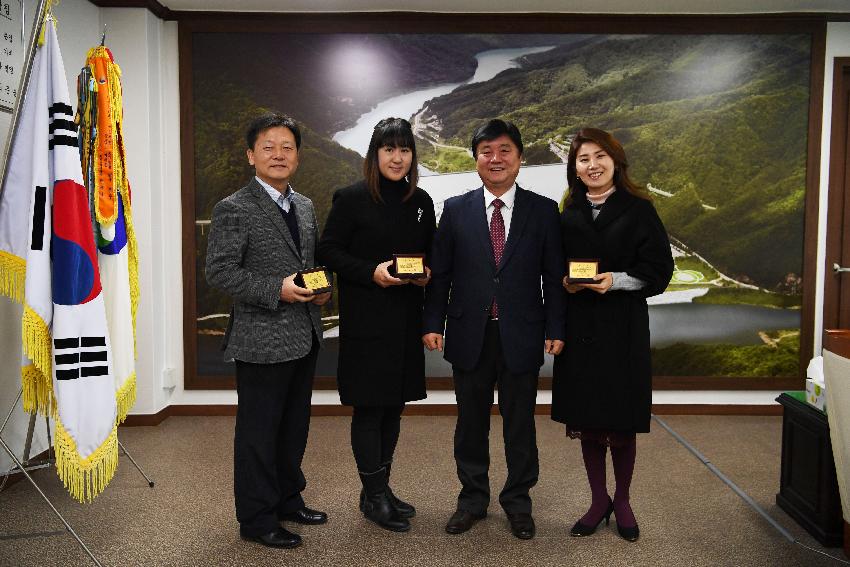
[
  {"x1": 0, "y1": 16, "x2": 118, "y2": 502},
  {"x1": 77, "y1": 45, "x2": 139, "y2": 423}
]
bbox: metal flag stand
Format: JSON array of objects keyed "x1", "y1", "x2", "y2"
[
  {"x1": 0, "y1": 2, "x2": 152, "y2": 566},
  {"x1": 0, "y1": 389, "x2": 103, "y2": 566},
  {"x1": 0, "y1": 387, "x2": 156, "y2": 567}
]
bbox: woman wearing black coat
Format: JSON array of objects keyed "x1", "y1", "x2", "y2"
[
  {"x1": 317, "y1": 118, "x2": 436, "y2": 533},
  {"x1": 552, "y1": 128, "x2": 673, "y2": 542}
]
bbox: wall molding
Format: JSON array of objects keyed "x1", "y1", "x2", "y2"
[
  {"x1": 122, "y1": 402, "x2": 783, "y2": 425},
  {"x1": 89, "y1": 0, "x2": 172, "y2": 19}
]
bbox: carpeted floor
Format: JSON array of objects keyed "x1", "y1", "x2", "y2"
[{"x1": 0, "y1": 415, "x2": 846, "y2": 567}]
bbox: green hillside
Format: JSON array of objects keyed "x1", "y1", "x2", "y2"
[
  {"x1": 192, "y1": 80, "x2": 362, "y2": 321},
  {"x1": 418, "y1": 34, "x2": 810, "y2": 287}
]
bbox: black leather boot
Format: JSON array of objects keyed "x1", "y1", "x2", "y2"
[
  {"x1": 359, "y1": 461, "x2": 416, "y2": 519},
  {"x1": 359, "y1": 467, "x2": 410, "y2": 532},
  {"x1": 383, "y1": 461, "x2": 416, "y2": 519}
]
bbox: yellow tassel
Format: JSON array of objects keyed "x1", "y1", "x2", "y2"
[
  {"x1": 108, "y1": 62, "x2": 125, "y2": 202},
  {"x1": 54, "y1": 419, "x2": 118, "y2": 503},
  {"x1": 21, "y1": 364, "x2": 56, "y2": 418},
  {"x1": 123, "y1": 189, "x2": 140, "y2": 356},
  {"x1": 0, "y1": 250, "x2": 26, "y2": 304},
  {"x1": 21, "y1": 305, "x2": 54, "y2": 416},
  {"x1": 115, "y1": 372, "x2": 136, "y2": 424}
]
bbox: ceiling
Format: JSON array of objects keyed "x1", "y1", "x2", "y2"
[{"x1": 146, "y1": 0, "x2": 850, "y2": 14}]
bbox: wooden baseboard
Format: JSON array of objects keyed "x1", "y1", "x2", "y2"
[
  {"x1": 123, "y1": 406, "x2": 171, "y2": 426},
  {"x1": 121, "y1": 402, "x2": 783, "y2": 423},
  {"x1": 651, "y1": 404, "x2": 783, "y2": 416}
]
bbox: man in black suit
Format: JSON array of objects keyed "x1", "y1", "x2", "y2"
[
  {"x1": 206, "y1": 113, "x2": 331, "y2": 549},
  {"x1": 423, "y1": 119, "x2": 565, "y2": 540}
]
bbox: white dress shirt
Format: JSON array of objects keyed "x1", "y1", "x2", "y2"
[
  {"x1": 484, "y1": 183, "x2": 517, "y2": 239},
  {"x1": 256, "y1": 176, "x2": 295, "y2": 213}
]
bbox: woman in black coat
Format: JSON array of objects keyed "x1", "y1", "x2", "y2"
[
  {"x1": 552, "y1": 128, "x2": 673, "y2": 542},
  {"x1": 317, "y1": 118, "x2": 435, "y2": 533}
]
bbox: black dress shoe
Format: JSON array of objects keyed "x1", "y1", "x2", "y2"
[
  {"x1": 617, "y1": 522, "x2": 640, "y2": 542},
  {"x1": 445, "y1": 509, "x2": 486, "y2": 534},
  {"x1": 570, "y1": 499, "x2": 613, "y2": 537},
  {"x1": 280, "y1": 506, "x2": 328, "y2": 525},
  {"x1": 506, "y1": 512, "x2": 535, "y2": 540},
  {"x1": 242, "y1": 527, "x2": 302, "y2": 549}
]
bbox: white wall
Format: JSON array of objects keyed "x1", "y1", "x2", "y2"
[{"x1": 91, "y1": 7, "x2": 182, "y2": 415}]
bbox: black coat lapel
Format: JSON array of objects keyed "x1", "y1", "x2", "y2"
[
  {"x1": 468, "y1": 187, "x2": 495, "y2": 270},
  {"x1": 592, "y1": 188, "x2": 635, "y2": 230}
]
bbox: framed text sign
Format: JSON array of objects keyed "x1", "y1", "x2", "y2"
[{"x1": 0, "y1": 1, "x2": 24, "y2": 112}]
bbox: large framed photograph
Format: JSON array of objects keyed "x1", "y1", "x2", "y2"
[{"x1": 179, "y1": 14, "x2": 824, "y2": 391}]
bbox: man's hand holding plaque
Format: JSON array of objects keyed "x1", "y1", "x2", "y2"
[{"x1": 294, "y1": 267, "x2": 334, "y2": 295}]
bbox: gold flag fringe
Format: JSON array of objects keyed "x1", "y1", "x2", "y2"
[
  {"x1": 0, "y1": 250, "x2": 26, "y2": 303},
  {"x1": 115, "y1": 371, "x2": 136, "y2": 424},
  {"x1": 21, "y1": 364, "x2": 56, "y2": 417},
  {"x1": 54, "y1": 419, "x2": 118, "y2": 503},
  {"x1": 123, "y1": 190, "x2": 140, "y2": 356},
  {"x1": 21, "y1": 305, "x2": 54, "y2": 416}
]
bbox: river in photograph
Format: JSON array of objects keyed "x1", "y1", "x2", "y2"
[
  {"x1": 197, "y1": 304, "x2": 800, "y2": 379},
  {"x1": 648, "y1": 303, "x2": 799, "y2": 348},
  {"x1": 332, "y1": 46, "x2": 555, "y2": 156}
]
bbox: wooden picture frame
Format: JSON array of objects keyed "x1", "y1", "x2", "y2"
[{"x1": 177, "y1": 12, "x2": 826, "y2": 391}]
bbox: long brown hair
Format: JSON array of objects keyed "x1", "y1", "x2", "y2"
[
  {"x1": 363, "y1": 117, "x2": 419, "y2": 202},
  {"x1": 564, "y1": 128, "x2": 650, "y2": 207}
]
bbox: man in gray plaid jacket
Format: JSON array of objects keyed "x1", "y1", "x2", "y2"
[{"x1": 206, "y1": 113, "x2": 331, "y2": 549}]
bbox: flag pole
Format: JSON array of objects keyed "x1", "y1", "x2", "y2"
[{"x1": 0, "y1": 0, "x2": 50, "y2": 199}]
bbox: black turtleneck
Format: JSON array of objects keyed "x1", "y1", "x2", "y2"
[{"x1": 379, "y1": 176, "x2": 408, "y2": 205}]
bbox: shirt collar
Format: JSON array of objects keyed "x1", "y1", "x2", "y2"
[
  {"x1": 484, "y1": 184, "x2": 516, "y2": 209},
  {"x1": 255, "y1": 176, "x2": 295, "y2": 204}
]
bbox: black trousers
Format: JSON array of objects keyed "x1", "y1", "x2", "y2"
[
  {"x1": 453, "y1": 320, "x2": 539, "y2": 515},
  {"x1": 234, "y1": 335, "x2": 319, "y2": 537},
  {"x1": 350, "y1": 404, "x2": 405, "y2": 473}
]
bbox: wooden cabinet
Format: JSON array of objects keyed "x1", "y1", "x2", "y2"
[{"x1": 775, "y1": 392, "x2": 844, "y2": 546}]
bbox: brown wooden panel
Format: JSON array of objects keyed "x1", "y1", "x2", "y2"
[
  {"x1": 89, "y1": 0, "x2": 171, "y2": 19},
  {"x1": 174, "y1": 12, "x2": 845, "y2": 31},
  {"x1": 824, "y1": 329, "x2": 850, "y2": 359},
  {"x1": 652, "y1": 376, "x2": 804, "y2": 391},
  {"x1": 123, "y1": 407, "x2": 170, "y2": 426},
  {"x1": 800, "y1": 26, "x2": 827, "y2": 377},
  {"x1": 824, "y1": 59, "x2": 850, "y2": 333},
  {"x1": 651, "y1": 404, "x2": 783, "y2": 416},
  {"x1": 186, "y1": 374, "x2": 803, "y2": 391},
  {"x1": 122, "y1": 403, "x2": 783, "y2": 420}
]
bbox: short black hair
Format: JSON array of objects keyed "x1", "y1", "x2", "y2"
[
  {"x1": 470, "y1": 119, "x2": 523, "y2": 158},
  {"x1": 246, "y1": 112, "x2": 301, "y2": 150}
]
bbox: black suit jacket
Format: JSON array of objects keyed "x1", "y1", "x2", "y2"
[{"x1": 423, "y1": 186, "x2": 566, "y2": 374}]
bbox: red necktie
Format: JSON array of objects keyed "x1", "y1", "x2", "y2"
[{"x1": 490, "y1": 199, "x2": 505, "y2": 318}]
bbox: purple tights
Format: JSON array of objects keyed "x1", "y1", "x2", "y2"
[{"x1": 579, "y1": 434, "x2": 637, "y2": 528}]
